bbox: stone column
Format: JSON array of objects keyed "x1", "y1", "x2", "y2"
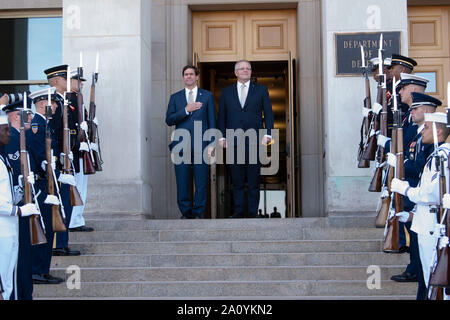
[
  {"x1": 322, "y1": 0, "x2": 408, "y2": 213},
  {"x1": 62, "y1": 0, "x2": 152, "y2": 215}
]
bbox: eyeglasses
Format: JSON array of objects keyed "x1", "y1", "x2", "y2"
[{"x1": 236, "y1": 67, "x2": 252, "y2": 71}]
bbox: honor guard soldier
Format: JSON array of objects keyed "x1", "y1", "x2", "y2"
[
  {"x1": 27, "y1": 88, "x2": 69, "y2": 284},
  {"x1": 3, "y1": 100, "x2": 35, "y2": 299},
  {"x1": 384, "y1": 54, "x2": 417, "y2": 138},
  {"x1": 391, "y1": 98, "x2": 449, "y2": 300},
  {"x1": 67, "y1": 69, "x2": 93, "y2": 233},
  {"x1": 44, "y1": 65, "x2": 82, "y2": 256},
  {"x1": 387, "y1": 89, "x2": 436, "y2": 284},
  {"x1": 0, "y1": 110, "x2": 40, "y2": 299},
  {"x1": 369, "y1": 56, "x2": 391, "y2": 84}
]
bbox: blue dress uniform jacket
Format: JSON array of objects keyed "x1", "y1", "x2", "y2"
[
  {"x1": 4, "y1": 128, "x2": 33, "y2": 300},
  {"x1": 166, "y1": 87, "x2": 216, "y2": 218},
  {"x1": 25, "y1": 113, "x2": 55, "y2": 276}
]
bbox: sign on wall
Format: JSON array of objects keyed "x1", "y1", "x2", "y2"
[{"x1": 335, "y1": 32, "x2": 401, "y2": 76}]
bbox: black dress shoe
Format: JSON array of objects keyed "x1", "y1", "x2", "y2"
[
  {"x1": 398, "y1": 246, "x2": 410, "y2": 253},
  {"x1": 44, "y1": 274, "x2": 64, "y2": 283},
  {"x1": 32, "y1": 274, "x2": 60, "y2": 285},
  {"x1": 391, "y1": 272, "x2": 418, "y2": 282},
  {"x1": 52, "y1": 247, "x2": 81, "y2": 256},
  {"x1": 230, "y1": 213, "x2": 244, "y2": 219},
  {"x1": 69, "y1": 226, "x2": 94, "y2": 232}
]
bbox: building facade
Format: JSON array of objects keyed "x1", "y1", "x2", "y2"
[{"x1": 0, "y1": 0, "x2": 449, "y2": 219}]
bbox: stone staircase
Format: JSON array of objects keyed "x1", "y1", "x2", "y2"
[{"x1": 33, "y1": 212, "x2": 417, "y2": 300}]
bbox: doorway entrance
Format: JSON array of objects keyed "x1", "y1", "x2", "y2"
[
  {"x1": 198, "y1": 61, "x2": 298, "y2": 219},
  {"x1": 191, "y1": 9, "x2": 299, "y2": 218}
]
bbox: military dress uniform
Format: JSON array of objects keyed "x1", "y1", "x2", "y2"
[
  {"x1": 0, "y1": 141, "x2": 19, "y2": 300},
  {"x1": 67, "y1": 71, "x2": 91, "y2": 232},
  {"x1": 3, "y1": 100, "x2": 34, "y2": 299},
  {"x1": 26, "y1": 89, "x2": 65, "y2": 284},
  {"x1": 43, "y1": 65, "x2": 83, "y2": 256},
  {"x1": 391, "y1": 103, "x2": 447, "y2": 300}
]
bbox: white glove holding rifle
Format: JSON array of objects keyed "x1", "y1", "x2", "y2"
[
  {"x1": 19, "y1": 203, "x2": 40, "y2": 217},
  {"x1": 395, "y1": 211, "x2": 412, "y2": 223},
  {"x1": 390, "y1": 178, "x2": 410, "y2": 196},
  {"x1": 442, "y1": 194, "x2": 450, "y2": 210},
  {"x1": 387, "y1": 153, "x2": 397, "y2": 168},
  {"x1": 377, "y1": 135, "x2": 391, "y2": 148},
  {"x1": 18, "y1": 172, "x2": 36, "y2": 186},
  {"x1": 60, "y1": 152, "x2": 74, "y2": 165}
]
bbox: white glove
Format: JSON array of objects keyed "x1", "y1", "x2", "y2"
[
  {"x1": 58, "y1": 173, "x2": 77, "y2": 186},
  {"x1": 79, "y1": 142, "x2": 89, "y2": 152},
  {"x1": 27, "y1": 172, "x2": 35, "y2": 185},
  {"x1": 90, "y1": 143, "x2": 99, "y2": 153},
  {"x1": 93, "y1": 117, "x2": 99, "y2": 126},
  {"x1": 80, "y1": 121, "x2": 88, "y2": 132},
  {"x1": 362, "y1": 107, "x2": 371, "y2": 117},
  {"x1": 387, "y1": 153, "x2": 397, "y2": 168},
  {"x1": 377, "y1": 135, "x2": 391, "y2": 148},
  {"x1": 442, "y1": 193, "x2": 450, "y2": 209},
  {"x1": 19, "y1": 203, "x2": 40, "y2": 217},
  {"x1": 380, "y1": 186, "x2": 389, "y2": 199},
  {"x1": 41, "y1": 160, "x2": 47, "y2": 171},
  {"x1": 60, "y1": 152, "x2": 74, "y2": 165},
  {"x1": 44, "y1": 195, "x2": 60, "y2": 206},
  {"x1": 372, "y1": 102, "x2": 383, "y2": 115},
  {"x1": 41, "y1": 160, "x2": 55, "y2": 171},
  {"x1": 395, "y1": 211, "x2": 411, "y2": 223},
  {"x1": 18, "y1": 175, "x2": 24, "y2": 188},
  {"x1": 390, "y1": 178, "x2": 410, "y2": 196}
]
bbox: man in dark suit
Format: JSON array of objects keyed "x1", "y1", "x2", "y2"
[
  {"x1": 218, "y1": 60, "x2": 274, "y2": 218},
  {"x1": 166, "y1": 65, "x2": 216, "y2": 219}
]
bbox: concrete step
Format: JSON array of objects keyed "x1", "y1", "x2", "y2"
[
  {"x1": 82, "y1": 217, "x2": 329, "y2": 232},
  {"x1": 327, "y1": 212, "x2": 378, "y2": 228},
  {"x1": 69, "y1": 239, "x2": 384, "y2": 255},
  {"x1": 67, "y1": 228, "x2": 385, "y2": 242},
  {"x1": 33, "y1": 280, "x2": 417, "y2": 298},
  {"x1": 47, "y1": 265, "x2": 406, "y2": 282},
  {"x1": 52, "y1": 252, "x2": 410, "y2": 268}
]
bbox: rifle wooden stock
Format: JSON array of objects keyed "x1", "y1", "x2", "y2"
[
  {"x1": 375, "y1": 195, "x2": 390, "y2": 228},
  {"x1": 20, "y1": 112, "x2": 47, "y2": 246},
  {"x1": 429, "y1": 246, "x2": 449, "y2": 288},
  {"x1": 362, "y1": 133, "x2": 377, "y2": 162},
  {"x1": 368, "y1": 166, "x2": 383, "y2": 192},
  {"x1": 45, "y1": 131, "x2": 66, "y2": 233},
  {"x1": 70, "y1": 185, "x2": 83, "y2": 207},
  {"x1": 83, "y1": 151, "x2": 95, "y2": 174}
]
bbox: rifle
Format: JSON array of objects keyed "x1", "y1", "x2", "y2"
[
  {"x1": 368, "y1": 35, "x2": 387, "y2": 192},
  {"x1": 60, "y1": 69, "x2": 83, "y2": 207},
  {"x1": 44, "y1": 96, "x2": 66, "y2": 233},
  {"x1": 20, "y1": 95, "x2": 47, "y2": 245},
  {"x1": 428, "y1": 143, "x2": 448, "y2": 299},
  {"x1": 76, "y1": 66, "x2": 96, "y2": 175},
  {"x1": 88, "y1": 72, "x2": 103, "y2": 171},
  {"x1": 382, "y1": 77, "x2": 401, "y2": 253},
  {"x1": 357, "y1": 45, "x2": 372, "y2": 168}
]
